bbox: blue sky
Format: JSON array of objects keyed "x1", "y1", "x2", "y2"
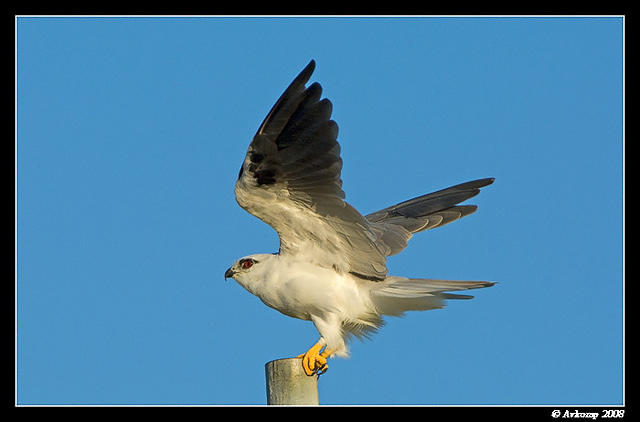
[{"x1": 16, "y1": 16, "x2": 624, "y2": 405}]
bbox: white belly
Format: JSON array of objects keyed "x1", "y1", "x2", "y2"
[{"x1": 249, "y1": 256, "x2": 370, "y2": 322}]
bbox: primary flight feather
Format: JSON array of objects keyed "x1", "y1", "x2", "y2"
[{"x1": 225, "y1": 60, "x2": 495, "y2": 376}]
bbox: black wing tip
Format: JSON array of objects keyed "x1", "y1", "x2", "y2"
[
  {"x1": 466, "y1": 177, "x2": 495, "y2": 189},
  {"x1": 295, "y1": 59, "x2": 316, "y2": 85},
  {"x1": 480, "y1": 177, "x2": 495, "y2": 186},
  {"x1": 455, "y1": 177, "x2": 494, "y2": 201},
  {"x1": 447, "y1": 177, "x2": 495, "y2": 198},
  {"x1": 435, "y1": 177, "x2": 495, "y2": 197},
  {"x1": 306, "y1": 59, "x2": 316, "y2": 70}
]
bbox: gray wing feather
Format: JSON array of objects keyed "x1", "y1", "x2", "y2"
[{"x1": 366, "y1": 178, "x2": 495, "y2": 256}]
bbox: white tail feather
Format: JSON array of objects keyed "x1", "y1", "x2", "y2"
[{"x1": 370, "y1": 277, "x2": 495, "y2": 317}]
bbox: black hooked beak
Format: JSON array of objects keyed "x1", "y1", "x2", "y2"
[{"x1": 224, "y1": 267, "x2": 235, "y2": 280}]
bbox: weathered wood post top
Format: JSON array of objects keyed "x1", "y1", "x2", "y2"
[{"x1": 265, "y1": 357, "x2": 319, "y2": 405}]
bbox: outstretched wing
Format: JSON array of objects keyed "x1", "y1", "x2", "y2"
[
  {"x1": 234, "y1": 60, "x2": 388, "y2": 280},
  {"x1": 366, "y1": 178, "x2": 495, "y2": 257}
]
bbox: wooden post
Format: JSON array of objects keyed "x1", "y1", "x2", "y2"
[{"x1": 265, "y1": 357, "x2": 319, "y2": 405}]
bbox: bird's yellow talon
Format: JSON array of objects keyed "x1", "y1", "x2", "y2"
[
  {"x1": 298, "y1": 341, "x2": 333, "y2": 376},
  {"x1": 316, "y1": 363, "x2": 328, "y2": 375}
]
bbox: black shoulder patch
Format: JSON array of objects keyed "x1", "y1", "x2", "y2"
[
  {"x1": 254, "y1": 168, "x2": 277, "y2": 185},
  {"x1": 249, "y1": 152, "x2": 265, "y2": 163},
  {"x1": 349, "y1": 271, "x2": 385, "y2": 282}
]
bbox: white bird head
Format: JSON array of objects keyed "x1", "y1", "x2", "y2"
[{"x1": 224, "y1": 254, "x2": 275, "y2": 287}]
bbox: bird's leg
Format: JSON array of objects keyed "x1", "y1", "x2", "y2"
[{"x1": 297, "y1": 339, "x2": 333, "y2": 376}]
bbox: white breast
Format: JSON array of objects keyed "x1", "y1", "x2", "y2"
[{"x1": 249, "y1": 255, "x2": 372, "y2": 322}]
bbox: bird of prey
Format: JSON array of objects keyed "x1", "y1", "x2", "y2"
[{"x1": 225, "y1": 60, "x2": 495, "y2": 376}]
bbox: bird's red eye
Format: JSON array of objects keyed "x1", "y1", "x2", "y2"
[{"x1": 241, "y1": 259, "x2": 254, "y2": 269}]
